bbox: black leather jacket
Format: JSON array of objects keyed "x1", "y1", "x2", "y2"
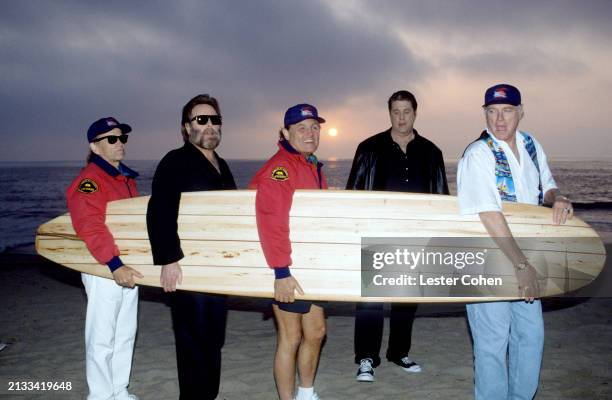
[{"x1": 346, "y1": 129, "x2": 449, "y2": 194}]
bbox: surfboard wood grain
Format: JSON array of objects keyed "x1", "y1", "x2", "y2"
[{"x1": 35, "y1": 190, "x2": 606, "y2": 302}]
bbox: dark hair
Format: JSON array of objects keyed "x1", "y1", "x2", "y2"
[
  {"x1": 388, "y1": 90, "x2": 418, "y2": 112},
  {"x1": 180, "y1": 94, "x2": 221, "y2": 142},
  {"x1": 86, "y1": 150, "x2": 93, "y2": 164}
]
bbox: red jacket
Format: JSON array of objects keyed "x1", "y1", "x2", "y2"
[
  {"x1": 249, "y1": 140, "x2": 327, "y2": 269},
  {"x1": 66, "y1": 154, "x2": 139, "y2": 271}
]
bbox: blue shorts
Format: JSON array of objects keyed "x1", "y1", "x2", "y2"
[{"x1": 272, "y1": 300, "x2": 325, "y2": 314}]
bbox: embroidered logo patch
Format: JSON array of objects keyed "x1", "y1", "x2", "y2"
[
  {"x1": 77, "y1": 178, "x2": 99, "y2": 193},
  {"x1": 271, "y1": 167, "x2": 289, "y2": 181},
  {"x1": 301, "y1": 107, "x2": 314, "y2": 117},
  {"x1": 493, "y1": 88, "x2": 508, "y2": 99}
]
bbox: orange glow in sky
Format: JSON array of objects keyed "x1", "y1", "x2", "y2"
[{"x1": 328, "y1": 127, "x2": 338, "y2": 137}]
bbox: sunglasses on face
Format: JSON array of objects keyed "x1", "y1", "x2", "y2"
[
  {"x1": 190, "y1": 115, "x2": 222, "y2": 126},
  {"x1": 92, "y1": 134, "x2": 129, "y2": 144}
]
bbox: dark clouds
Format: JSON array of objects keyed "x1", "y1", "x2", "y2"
[
  {"x1": 0, "y1": 0, "x2": 610, "y2": 160},
  {"x1": 1, "y1": 0, "x2": 427, "y2": 159},
  {"x1": 356, "y1": 0, "x2": 612, "y2": 37}
]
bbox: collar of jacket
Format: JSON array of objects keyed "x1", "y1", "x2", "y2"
[
  {"x1": 383, "y1": 128, "x2": 421, "y2": 144},
  {"x1": 278, "y1": 138, "x2": 324, "y2": 167},
  {"x1": 183, "y1": 140, "x2": 220, "y2": 162},
  {"x1": 90, "y1": 153, "x2": 139, "y2": 179}
]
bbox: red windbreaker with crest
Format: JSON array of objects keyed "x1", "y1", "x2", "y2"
[
  {"x1": 66, "y1": 154, "x2": 139, "y2": 271},
  {"x1": 249, "y1": 139, "x2": 327, "y2": 269}
]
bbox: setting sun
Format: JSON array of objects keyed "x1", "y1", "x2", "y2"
[{"x1": 328, "y1": 127, "x2": 338, "y2": 137}]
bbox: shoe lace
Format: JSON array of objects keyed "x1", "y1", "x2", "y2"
[
  {"x1": 359, "y1": 358, "x2": 373, "y2": 371},
  {"x1": 401, "y1": 356, "x2": 415, "y2": 365}
]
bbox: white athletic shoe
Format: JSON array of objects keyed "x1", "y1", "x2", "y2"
[
  {"x1": 391, "y1": 356, "x2": 422, "y2": 373},
  {"x1": 294, "y1": 392, "x2": 320, "y2": 400},
  {"x1": 356, "y1": 358, "x2": 375, "y2": 382}
]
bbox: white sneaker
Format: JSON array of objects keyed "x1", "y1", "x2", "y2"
[
  {"x1": 391, "y1": 356, "x2": 422, "y2": 373},
  {"x1": 356, "y1": 358, "x2": 375, "y2": 382},
  {"x1": 294, "y1": 392, "x2": 320, "y2": 400}
]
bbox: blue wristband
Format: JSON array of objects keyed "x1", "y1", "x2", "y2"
[
  {"x1": 107, "y1": 256, "x2": 124, "y2": 272},
  {"x1": 274, "y1": 266, "x2": 291, "y2": 279}
]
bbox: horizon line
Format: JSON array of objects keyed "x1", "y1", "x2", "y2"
[{"x1": 2, "y1": 157, "x2": 612, "y2": 164}]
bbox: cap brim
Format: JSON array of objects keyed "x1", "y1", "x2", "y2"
[
  {"x1": 285, "y1": 116, "x2": 326, "y2": 127},
  {"x1": 117, "y1": 123, "x2": 132, "y2": 134},
  {"x1": 483, "y1": 100, "x2": 520, "y2": 107}
]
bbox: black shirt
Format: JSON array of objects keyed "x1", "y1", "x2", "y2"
[
  {"x1": 146, "y1": 142, "x2": 237, "y2": 265},
  {"x1": 383, "y1": 130, "x2": 440, "y2": 193}
]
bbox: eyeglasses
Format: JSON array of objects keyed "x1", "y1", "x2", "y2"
[
  {"x1": 92, "y1": 135, "x2": 129, "y2": 144},
  {"x1": 190, "y1": 115, "x2": 222, "y2": 126}
]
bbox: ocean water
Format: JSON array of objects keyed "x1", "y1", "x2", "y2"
[{"x1": 1, "y1": 159, "x2": 611, "y2": 254}]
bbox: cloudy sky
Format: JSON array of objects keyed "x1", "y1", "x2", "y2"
[{"x1": 1, "y1": 0, "x2": 611, "y2": 161}]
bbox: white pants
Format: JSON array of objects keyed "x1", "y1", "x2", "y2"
[{"x1": 82, "y1": 273, "x2": 138, "y2": 400}]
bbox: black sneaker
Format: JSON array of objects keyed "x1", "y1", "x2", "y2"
[
  {"x1": 390, "y1": 356, "x2": 421, "y2": 373},
  {"x1": 356, "y1": 358, "x2": 375, "y2": 382}
]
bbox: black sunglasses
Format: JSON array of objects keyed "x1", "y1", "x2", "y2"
[
  {"x1": 93, "y1": 134, "x2": 129, "y2": 144},
  {"x1": 190, "y1": 115, "x2": 222, "y2": 126}
]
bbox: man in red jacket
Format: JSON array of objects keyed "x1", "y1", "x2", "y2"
[
  {"x1": 249, "y1": 104, "x2": 327, "y2": 400},
  {"x1": 66, "y1": 117, "x2": 143, "y2": 400}
]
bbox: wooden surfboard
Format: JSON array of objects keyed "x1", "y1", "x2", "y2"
[{"x1": 35, "y1": 190, "x2": 606, "y2": 302}]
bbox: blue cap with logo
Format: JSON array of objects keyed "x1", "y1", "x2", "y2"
[
  {"x1": 483, "y1": 84, "x2": 521, "y2": 107},
  {"x1": 284, "y1": 104, "x2": 326, "y2": 128},
  {"x1": 87, "y1": 117, "x2": 132, "y2": 142}
]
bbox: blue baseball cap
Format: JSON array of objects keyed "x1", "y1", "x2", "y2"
[
  {"x1": 283, "y1": 104, "x2": 326, "y2": 128},
  {"x1": 483, "y1": 84, "x2": 521, "y2": 107},
  {"x1": 87, "y1": 117, "x2": 132, "y2": 142}
]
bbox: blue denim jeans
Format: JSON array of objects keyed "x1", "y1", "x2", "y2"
[{"x1": 466, "y1": 300, "x2": 544, "y2": 400}]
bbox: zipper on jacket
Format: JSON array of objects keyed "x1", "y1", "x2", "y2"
[{"x1": 125, "y1": 180, "x2": 133, "y2": 198}]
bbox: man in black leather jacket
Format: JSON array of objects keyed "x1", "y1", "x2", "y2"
[{"x1": 348, "y1": 90, "x2": 449, "y2": 383}]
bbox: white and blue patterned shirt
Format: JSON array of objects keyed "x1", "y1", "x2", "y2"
[{"x1": 457, "y1": 129, "x2": 557, "y2": 214}]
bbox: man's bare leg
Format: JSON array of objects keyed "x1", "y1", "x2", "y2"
[
  {"x1": 273, "y1": 304, "x2": 303, "y2": 400},
  {"x1": 297, "y1": 305, "x2": 326, "y2": 389}
]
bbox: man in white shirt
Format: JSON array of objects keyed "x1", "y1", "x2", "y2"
[{"x1": 457, "y1": 83, "x2": 573, "y2": 399}]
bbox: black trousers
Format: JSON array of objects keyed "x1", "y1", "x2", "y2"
[
  {"x1": 354, "y1": 302, "x2": 418, "y2": 367},
  {"x1": 171, "y1": 291, "x2": 228, "y2": 400}
]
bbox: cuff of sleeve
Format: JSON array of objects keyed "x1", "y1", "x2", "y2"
[
  {"x1": 107, "y1": 256, "x2": 124, "y2": 272},
  {"x1": 543, "y1": 185, "x2": 559, "y2": 198},
  {"x1": 152, "y1": 249, "x2": 184, "y2": 266},
  {"x1": 274, "y1": 267, "x2": 291, "y2": 279}
]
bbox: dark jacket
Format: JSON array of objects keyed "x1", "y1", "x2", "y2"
[
  {"x1": 346, "y1": 129, "x2": 449, "y2": 194},
  {"x1": 146, "y1": 142, "x2": 236, "y2": 266}
]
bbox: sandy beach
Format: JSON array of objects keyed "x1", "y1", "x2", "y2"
[{"x1": 1, "y1": 243, "x2": 610, "y2": 400}]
